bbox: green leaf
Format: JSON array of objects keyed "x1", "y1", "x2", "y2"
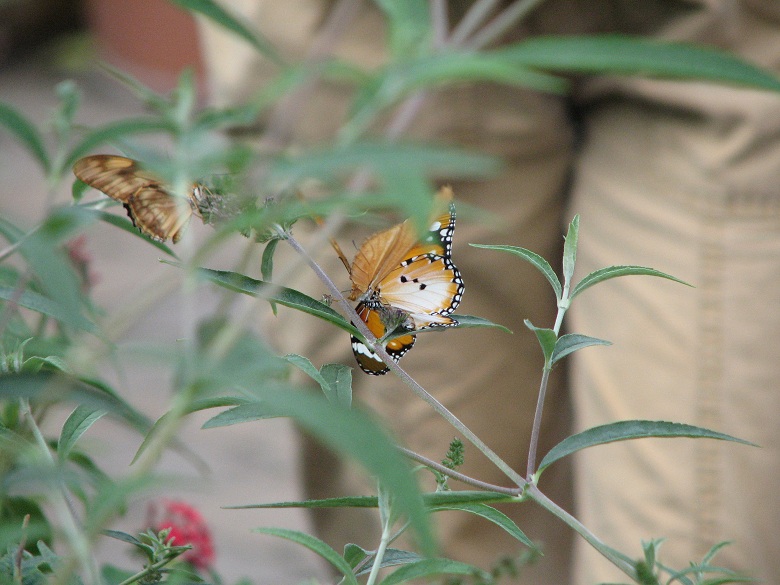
[
  {"x1": 501, "y1": 35, "x2": 780, "y2": 92},
  {"x1": 470, "y1": 244, "x2": 561, "y2": 300},
  {"x1": 430, "y1": 503, "x2": 535, "y2": 550},
  {"x1": 537, "y1": 420, "x2": 758, "y2": 477},
  {"x1": 524, "y1": 320, "x2": 556, "y2": 366},
  {"x1": 379, "y1": 558, "x2": 489, "y2": 585},
  {"x1": 349, "y1": 545, "x2": 424, "y2": 575},
  {"x1": 0, "y1": 102, "x2": 50, "y2": 172},
  {"x1": 269, "y1": 141, "x2": 500, "y2": 186},
  {"x1": 171, "y1": 0, "x2": 283, "y2": 65},
  {"x1": 88, "y1": 209, "x2": 177, "y2": 256},
  {"x1": 201, "y1": 402, "x2": 279, "y2": 428},
  {"x1": 373, "y1": 0, "x2": 431, "y2": 59},
  {"x1": 550, "y1": 333, "x2": 611, "y2": 365},
  {"x1": 58, "y1": 405, "x2": 106, "y2": 462},
  {"x1": 66, "y1": 118, "x2": 172, "y2": 169},
  {"x1": 253, "y1": 528, "x2": 359, "y2": 585},
  {"x1": 562, "y1": 215, "x2": 578, "y2": 289},
  {"x1": 102, "y1": 529, "x2": 144, "y2": 547},
  {"x1": 383, "y1": 313, "x2": 511, "y2": 343},
  {"x1": 0, "y1": 287, "x2": 97, "y2": 334},
  {"x1": 215, "y1": 388, "x2": 434, "y2": 553},
  {"x1": 197, "y1": 267, "x2": 358, "y2": 335},
  {"x1": 319, "y1": 363, "x2": 353, "y2": 409},
  {"x1": 571, "y1": 265, "x2": 691, "y2": 300},
  {"x1": 381, "y1": 51, "x2": 567, "y2": 96},
  {"x1": 260, "y1": 238, "x2": 279, "y2": 282},
  {"x1": 228, "y1": 491, "x2": 515, "y2": 510}
]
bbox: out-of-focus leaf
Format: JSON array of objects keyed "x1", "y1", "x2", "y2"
[
  {"x1": 0, "y1": 102, "x2": 50, "y2": 172},
  {"x1": 269, "y1": 141, "x2": 500, "y2": 186},
  {"x1": 172, "y1": 0, "x2": 283, "y2": 65},
  {"x1": 379, "y1": 558, "x2": 490, "y2": 585},
  {"x1": 373, "y1": 0, "x2": 431, "y2": 59},
  {"x1": 58, "y1": 405, "x2": 106, "y2": 462},
  {"x1": 86, "y1": 209, "x2": 177, "y2": 256},
  {"x1": 0, "y1": 287, "x2": 96, "y2": 334},
  {"x1": 65, "y1": 118, "x2": 172, "y2": 170},
  {"x1": 501, "y1": 35, "x2": 780, "y2": 92}
]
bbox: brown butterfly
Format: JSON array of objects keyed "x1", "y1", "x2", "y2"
[
  {"x1": 73, "y1": 155, "x2": 205, "y2": 243},
  {"x1": 335, "y1": 187, "x2": 464, "y2": 374}
]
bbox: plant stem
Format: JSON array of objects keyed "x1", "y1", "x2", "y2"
[
  {"x1": 399, "y1": 447, "x2": 521, "y2": 495},
  {"x1": 525, "y1": 366, "x2": 550, "y2": 478},
  {"x1": 19, "y1": 398, "x2": 101, "y2": 585},
  {"x1": 466, "y1": 0, "x2": 548, "y2": 49},
  {"x1": 526, "y1": 485, "x2": 637, "y2": 579}
]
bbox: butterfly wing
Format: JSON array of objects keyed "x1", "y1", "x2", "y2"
[
  {"x1": 379, "y1": 252, "x2": 463, "y2": 328},
  {"x1": 73, "y1": 155, "x2": 160, "y2": 201},
  {"x1": 73, "y1": 154, "x2": 197, "y2": 243},
  {"x1": 126, "y1": 187, "x2": 193, "y2": 244},
  {"x1": 351, "y1": 302, "x2": 416, "y2": 375}
]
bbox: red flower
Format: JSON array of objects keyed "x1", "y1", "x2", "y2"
[{"x1": 147, "y1": 500, "x2": 215, "y2": 570}]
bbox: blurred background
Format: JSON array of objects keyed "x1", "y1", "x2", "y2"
[{"x1": 0, "y1": 0, "x2": 326, "y2": 581}]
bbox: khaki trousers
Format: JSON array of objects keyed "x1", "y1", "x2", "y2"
[{"x1": 199, "y1": 2, "x2": 780, "y2": 583}]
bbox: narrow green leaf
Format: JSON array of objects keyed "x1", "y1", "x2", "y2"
[
  {"x1": 502, "y1": 35, "x2": 780, "y2": 92},
  {"x1": 228, "y1": 491, "x2": 514, "y2": 510},
  {"x1": 58, "y1": 405, "x2": 106, "y2": 462},
  {"x1": 373, "y1": 0, "x2": 431, "y2": 59},
  {"x1": 65, "y1": 118, "x2": 173, "y2": 169},
  {"x1": 0, "y1": 102, "x2": 50, "y2": 172},
  {"x1": 550, "y1": 333, "x2": 611, "y2": 365},
  {"x1": 524, "y1": 320, "x2": 556, "y2": 366},
  {"x1": 571, "y1": 265, "x2": 691, "y2": 300},
  {"x1": 260, "y1": 238, "x2": 279, "y2": 282},
  {"x1": 382, "y1": 52, "x2": 568, "y2": 95},
  {"x1": 197, "y1": 267, "x2": 358, "y2": 335},
  {"x1": 0, "y1": 287, "x2": 97, "y2": 334},
  {"x1": 227, "y1": 496, "x2": 380, "y2": 510},
  {"x1": 285, "y1": 354, "x2": 328, "y2": 386},
  {"x1": 102, "y1": 530, "x2": 144, "y2": 547},
  {"x1": 379, "y1": 558, "x2": 489, "y2": 585},
  {"x1": 201, "y1": 402, "x2": 279, "y2": 429},
  {"x1": 88, "y1": 209, "x2": 177, "y2": 256},
  {"x1": 537, "y1": 420, "x2": 757, "y2": 477},
  {"x1": 562, "y1": 215, "x2": 579, "y2": 289},
  {"x1": 470, "y1": 244, "x2": 562, "y2": 300},
  {"x1": 215, "y1": 389, "x2": 434, "y2": 553},
  {"x1": 171, "y1": 0, "x2": 283, "y2": 65},
  {"x1": 320, "y1": 363, "x2": 353, "y2": 409},
  {"x1": 383, "y1": 314, "x2": 511, "y2": 343},
  {"x1": 353, "y1": 547, "x2": 424, "y2": 576},
  {"x1": 269, "y1": 141, "x2": 500, "y2": 186},
  {"x1": 431, "y1": 503, "x2": 535, "y2": 550},
  {"x1": 254, "y1": 527, "x2": 358, "y2": 585}
]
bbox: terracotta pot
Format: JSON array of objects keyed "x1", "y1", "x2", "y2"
[{"x1": 85, "y1": 0, "x2": 205, "y2": 94}]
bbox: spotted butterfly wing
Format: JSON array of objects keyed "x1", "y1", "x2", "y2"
[
  {"x1": 350, "y1": 302, "x2": 417, "y2": 375},
  {"x1": 73, "y1": 155, "x2": 203, "y2": 243},
  {"x1": 347, "y1": 186, "x2": 464, "y2": 374}
]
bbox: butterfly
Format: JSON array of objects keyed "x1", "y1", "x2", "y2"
[
  {"x1": 339, "y1": 187, "x2": 464, "y2": 375},
  {"x1": 73, "y1": 155, "x2": 205, "y2": 243}
]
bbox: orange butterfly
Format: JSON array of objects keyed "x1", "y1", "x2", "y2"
[
  {"x1": 340, "y1": 187, "x2": 464, "y2": 374},
  {"x1": 73, "y1": 155, "x2": 205, "y2": 243}
]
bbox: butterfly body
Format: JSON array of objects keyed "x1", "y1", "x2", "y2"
[
  {"x1": 73, "y1": 155, "x2": 203, "y2": 243},
  {"x1": 346, "y1": 187, "x2": 464, "y2": 374}
]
